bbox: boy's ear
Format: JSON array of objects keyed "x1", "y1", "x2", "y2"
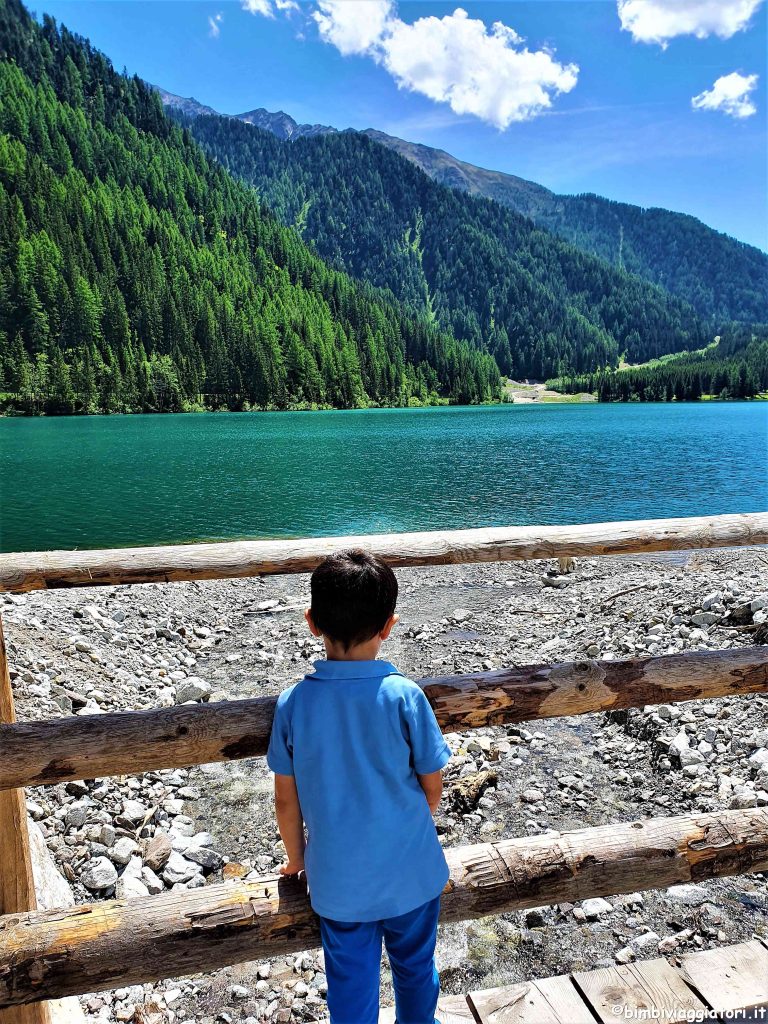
[
  {"x1": 304, "y1": 608, "x2": 322, "y2": 637},
  {"x1": 380, "y1": 613, "x2": 399, "y2": 640}
]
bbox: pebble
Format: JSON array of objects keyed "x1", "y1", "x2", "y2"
[
  {"x1": 81, "y1": 856, "x2": 118, "y2": 891},
  {"x1": 580, "y1": 897, "x2": 613, "y2": 919},
  {"x1": 121, "y1": 799, "x2": 148, "y2": 823},
  {"x1": 162, "y1": 851, "x2": 201, "y2": 885},
  {"x1": 176, "y1": 678, "x2": 212, "y2": 704},
  {"x1": 110, "y1": 837, "x2": 141, "y2": 865},
  {"x1": 144, "y1": 834, "x2": 173, "y2": 872},
  {"x1": 520, "y1": 789, "x2": 544, "y2": 804}
]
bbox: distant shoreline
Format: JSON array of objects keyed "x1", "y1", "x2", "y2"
[{"x1": 4, "y1": 395, "x2": 766, "y2": 418}]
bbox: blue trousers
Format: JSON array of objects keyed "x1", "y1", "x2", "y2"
[{"x1": 319, "y1": 895, "x2": 441, "y2": 1024}]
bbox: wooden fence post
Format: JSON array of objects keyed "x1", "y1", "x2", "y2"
[{"x1": 0, "y1": 613, "x2": 51, "y2": 1024}]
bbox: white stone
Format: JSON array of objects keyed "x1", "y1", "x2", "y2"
[
  {"x1": 679, "y1": 748, "x2": 705, "y2": 767},
  {"x1": 175, "y1": 677, "x2": 212, "y2": 704},
  {"x1": 81, "y1": 857, "x2": 118, "y2": 891},
  {"x1": 162, "y1": 851, "x2": 200, "y2": 885},
  {"x1": 669, "y1": 732, "x2": 690, "y2": 759},
  {"x1": 141, "y1": 866, "x2": 165, "y2": 894},
  {"x1": 121, "y1": 799, "x2": 147, "y2": 823},
  {"x1": 581, "y1": 897, "x2": 613, "y2": 919},
  {"x1": 665, "y1": 884, "x2": 709, "y2": 906},
  {"x1": 115, "y1": 874, "x2": 150, "y2": 899},
  {"x1": 110, "y1": 837, "x2": 141, "y2": 865},
  {"x1": 631, "y1": 931, "x2": 660, "y2": 952}
]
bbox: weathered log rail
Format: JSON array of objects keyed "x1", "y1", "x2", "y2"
[
  {"x1": 1, "y1": 807, "x2": 767, "y2": 1005},
  {"x1": 1, "y1": 511, "x2": 766, "y2": 592},
  {"x1": 1, "y1": 647, "x2": 766, "y2": 791},
  {"x1": 1, "y1": 512, "x2": 767, "y2": 1015}
]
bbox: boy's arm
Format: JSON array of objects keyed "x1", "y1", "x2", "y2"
[
  {"x1": 274, "y1": 774, "x2": 306, "y2": 875},
  {"x1": 417, "y1": 770, "x2": 443, "y2": 814}
]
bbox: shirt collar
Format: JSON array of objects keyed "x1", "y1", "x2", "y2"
[{"x1": 309, "y1": 659, "x2": 400, "y2": 680}]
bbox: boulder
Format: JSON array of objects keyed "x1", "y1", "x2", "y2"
[{"x1": 665, "y1": 884, "x2": 710, "y2": 906}]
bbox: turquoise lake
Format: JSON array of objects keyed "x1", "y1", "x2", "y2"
[{"x1": 1, "y1": 403, "x2": 766, "y2": 553}]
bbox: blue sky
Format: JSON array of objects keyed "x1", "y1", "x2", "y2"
[{"x1": 37, "y1": 1, "x2": 767, "y2": 250}]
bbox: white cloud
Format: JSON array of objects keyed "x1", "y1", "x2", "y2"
[
  {"x1": 242, "y1": 0, "x2": 576, "y2": 127},
  {"x1": 692, "y1": 71, "x2": 759, "y2": 118},
  {"x1": 382, "y1": 10, "x2": 577, "y2": 127},
  {"x1": 309, "y1": 2, "x2": 578, "y2": 128},
  {"x1": 242, "y1": 0, "x2": 274, "y2": 16},
  {"x1": 208, "y1": 12, "x2": 223, "y2": 38},
  {"x1": 618, "y1": 0, "x2": 764, "y2": 47},
  {"x1": 314, "y1": 0, "x2": 394, "y2": 56},
  {"x1": 241, "y1": 0, "x2": 297, "y2": 16}
]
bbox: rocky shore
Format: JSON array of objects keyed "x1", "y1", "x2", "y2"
[{"x1": 4, "y1": 547, "x2": 768, "y2": 1023}]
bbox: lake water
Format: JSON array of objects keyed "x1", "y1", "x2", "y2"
[{"x1": 1, "y1": 403, "x2": 766, "y2": 553}]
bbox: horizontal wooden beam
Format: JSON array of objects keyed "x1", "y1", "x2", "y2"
[
  {"x1": 1, "y1": 806, "x2": 766, "y2": 1005},
  {"x1": 1, "y1": 647, "x2": 766, "y2": 791},
  {"x1": 2, "y1": 513, "x2": 766, "y2": 593}
]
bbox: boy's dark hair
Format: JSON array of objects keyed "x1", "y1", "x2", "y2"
[{"x1": 310, "y1": 549, "x2": 398, "y2": 650}]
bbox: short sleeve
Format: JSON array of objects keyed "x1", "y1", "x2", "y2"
[
  {"x1": 403, "y1": 687, "x2": 451, "y2": 775},
  {"x1": 266, "y1": 690, "x2": 294, "y2": 776}
]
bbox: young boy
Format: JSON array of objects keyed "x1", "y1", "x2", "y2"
[{"x1": 267, "y1": 548, "x2": 451, "y2": 1024}]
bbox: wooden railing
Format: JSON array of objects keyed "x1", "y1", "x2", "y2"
[
  {"x1": 2, "y1": 512, "x2": 766, "y2": 592},
  {"x1": 1, "y1": 648, "x2": 766, "y2": 792},
  {"x1": 1, "y1": 512, "x2": 767, "y2": 1013}
]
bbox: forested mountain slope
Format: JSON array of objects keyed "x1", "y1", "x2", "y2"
[
  {"x1": 185, "y1": 114, "x2": 709, "y2": 380},
  {"x1": 159, "y1": 89, "x2": 768, "y2": 326},
  {"x1": 0, "y1": 0, "x2": 499, "y2": 414},
  {"x1": 548, "y1": 324, "x2": 768, "y2": 402},
  {"x1": 363, "y1": 130, "x2": 768, "y2": 325}
]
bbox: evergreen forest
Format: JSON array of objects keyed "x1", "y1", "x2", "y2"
[
  {"x1": 187, "y1": 115, "x2": 713, "y2": 382},
  {"x1": 547, "y1": 326, "x2": 768, "y2": 403},
  {"x1": 0, "y1": 0, "x2": 499, "y2": 414}
]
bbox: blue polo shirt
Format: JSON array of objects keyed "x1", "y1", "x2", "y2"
[{"x1": 267, "y1": 659, "x2": 451, "y2": 922}]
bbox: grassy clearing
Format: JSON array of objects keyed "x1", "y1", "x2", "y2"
[{"x1": 618, "y1": 340, "x2": 719, "y2": 372}]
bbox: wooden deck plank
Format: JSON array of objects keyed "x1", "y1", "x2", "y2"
[
  {"x1": 468, "y1": 976, "x2": 594, "y2": 1024},
  {"x1": 469, "y1": 981, "x2": 560, "y2": 1024},
  {"x1": 573, "y1": 958, "x2": 707, "y2": 1024},
  {"x1": 435, "y1": 994, "x2": 478, "y2": 1024},
  {"x1": 679, "y1": 939, "x2": 768, "y2": 1015},
  {"x1": 379, "y1": 994, "x2": 475, "y2": 1024},
  {"x1": 536, "y1": 975, "x2": 599, "y2": 1023},
  {"x1": 328, "y1": 941, "x2": 768, "y2": 1024}
]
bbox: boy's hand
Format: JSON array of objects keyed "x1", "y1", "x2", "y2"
[{"x1": 279, "y1": 859, "x2": 305, "y2": 876}]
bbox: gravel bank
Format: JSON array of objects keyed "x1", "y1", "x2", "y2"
[{"x1": 4, "y1": 547, "x2": 768, "y2": 1023}]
